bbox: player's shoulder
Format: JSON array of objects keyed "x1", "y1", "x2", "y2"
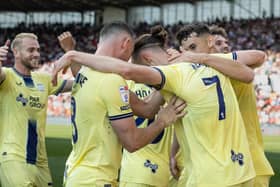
[
  {"x1": 2, "y1": 67, "x2": 13, "y2": 75},
  {"x1": 101, "y1": 72, "x2": 126, "y2": 85},
  {"x1": 168, "y1": 62, "x2": 190, "y2": 68},
  {"x1": 169, "y1": 62, "x2": 197, "y2": 71},
  {"x1": 31, "y1": 71, "x2": 51, "y2": 82},
  {"x1": 82, "y1": 66, "x2": 125, "y2": 82}
]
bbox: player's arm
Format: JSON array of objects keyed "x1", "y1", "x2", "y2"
[
  {"x1": 177, "y1": 51, "x2": 255, "y2": 83},
  {"x1": 170, "y1": 131, "x2": 180, "y2": 180},
  {"x1": 130, "y1": 90, "x2": 164, "y2": 119},
  {"x1": 112, "y1": 96, "x2": 186, "y2": 152},
  {"x1": 49, "y1": 78, "x2": 73, "y2": 95},
  {"x1": 233, "y1": 50, "x2": 265, "y2": 68},
  {"x1": 52, "y1": 50, "x2": 163, "y2": 87},
  {"x1": 58, "y1": 32, "x2": 81, "y2": 77},
  {"x1": 0, "y1": 40, "x2": 10, "y2": 84},
  {"x1": 60, "y1": 80, "x2": 74, "y2": 93}
]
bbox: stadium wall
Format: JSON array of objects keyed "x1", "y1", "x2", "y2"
[{"x1": 103, "y1": 6, "x2": 126, "y2": 23}]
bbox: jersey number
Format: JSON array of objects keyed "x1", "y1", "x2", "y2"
[
  {"x1": 202, "y1": 75, "x2": 226, "y2": 120},
  {"x1": 135, "y1": 117, "x2": 164, "y2": 144},
  {"x1": 71, "y1": 97, "x2": 78, "y2": 143}
]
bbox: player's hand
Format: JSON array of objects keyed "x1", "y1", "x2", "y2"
[
  {"x1": 179, "y1": 51, "x2": 206, "y2": 64},
  {"x1": 170, "y1": 156, "x2": 180, "y2": 180},
  {"x1": 58, "y1": 32, "x2": 76, "y2": 52},
  {"x1": 52, "y1": 52, "x2": 73, "y2": 86},
  {"x1": 157, "y1": 96, "x2": 187, "y2": 127},
  {"x1": 167, "y1": 48, "x2": 181, "y2": 63},
  {"x1": 0, "y1": 40, "x2": 10, "y2": 63},
  {"x1": 168, "y1": 51, "x2": 206, "y2": 64}
]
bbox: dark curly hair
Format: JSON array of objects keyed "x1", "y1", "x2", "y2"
[{"x1": 176, "y1": 23, "x2": 210, "y2": 45}]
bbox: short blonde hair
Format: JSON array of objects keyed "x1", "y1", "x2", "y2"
[{"x1": 11, "y1": 33, "x2": 38, "y2": 50}]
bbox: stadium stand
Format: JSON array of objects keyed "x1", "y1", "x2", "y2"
[
  {"x1": 1, "y1": 17, "x2": 280, "y2": 127},
  {"x1": 1, "y1": 1, "x2": 280, "y2": 187}
]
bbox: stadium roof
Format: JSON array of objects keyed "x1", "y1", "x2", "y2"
[{"x1": 0, "y1": 0, "x2": 226, "y2": 12}]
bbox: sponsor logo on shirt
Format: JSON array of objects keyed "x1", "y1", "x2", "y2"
[
  {"x1": 120, "y1": 105, "x2": 130, "y2": 111},
  {"x1": 231, "y1": 150, "x2": 244, "y2": 166},
  {"x1": 16, "y1": 93, "x2": 28, "y2": 106},
  {"x1": 119, "y1": 85, "x2": 129, "y2": 104},
  {"x1": 144, "y1": 159, "x2": 158, "y2": 173},
  {"x1": 16, "y1": 93, "x2": 45, "y2": 109},
  {"x1": 75, "y1": 73, "x2": 88, "y2": 88}
]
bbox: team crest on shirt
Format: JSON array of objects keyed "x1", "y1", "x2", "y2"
[
  {"x1": 119, "y1": 85, "x2": 129, "y2": 104},
  {"x1": 144, "y1": 159, "x2": 158, "y2": 173},
  {"x1": 231, "y1": 150, "x2": 244, "y2": 166},
  {"x1": 37, "y1": 83, "x2": 45, "y2": 92}
]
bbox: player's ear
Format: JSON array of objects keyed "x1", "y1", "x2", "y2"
[
  {"x1": 141, "y1": 52, "x2": 152, "y2": 66},
  {"x1": 12, "y1": 47, "x2": 19, "y2": 57},
  {"x1": 121, "y1": 36, "x2": 130, "y2": 49}
]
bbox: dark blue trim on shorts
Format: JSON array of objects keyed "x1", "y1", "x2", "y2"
[{"x1": 109, "y1": 112, "x2": 133, "y2": 121}]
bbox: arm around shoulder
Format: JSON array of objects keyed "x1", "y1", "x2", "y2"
[
  {"x1": 62, "y1": 50, "x2": 163, "y2": 86},
  {"x1": 235, "y1": 50, "x2": 266, "y2": 69}
]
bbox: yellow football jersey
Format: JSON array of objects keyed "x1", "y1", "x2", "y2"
[
  {"x1": 120, "y1": 81, "x2": 173, "y2": 186},
  {"x1": 0, "y1": 67, "x2": 66, "y2": 167},
  {"x1": 171, "y1": 120, "x2": 191, "y2": 187},
  {"x1": 230, "y1": 79, "x2": 274, "y2": 176},
  {"x1": 65, "y1": 67, "x2": 133, "y2": 184},
  {"x1": 155, "y1": 54, "x2": 255, "y2": 186},
  {"x1": 168, "y1": 120, "x2": 190, "y2": 187},
  {"x1": 161, "y1": 91, "x2": 190, "y2": 187}
]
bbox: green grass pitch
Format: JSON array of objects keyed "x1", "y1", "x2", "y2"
[{"x1": 46, "y1": 124, "x2": 280, "y2": 187}]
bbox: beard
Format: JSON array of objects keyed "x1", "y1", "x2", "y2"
[{"x1": 21, "y1": 57, "x2": 40, "y2": 71}]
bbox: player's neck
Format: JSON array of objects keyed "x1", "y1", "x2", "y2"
[
  {"x1": 95, "y1": 43, "x2": 118, "y2": 58},
  {"x1": 14, "y1": 61, "x2": 31, "y2": 76}
]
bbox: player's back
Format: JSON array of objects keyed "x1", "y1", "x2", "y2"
[
  {"x1": 120, "y1": 82, "x2": 173, "y2": 186},
  {"x1": 65, "y1": 67, "x2": 132, "y2": 184},
  {"x1": 157, "y1": 62, "x2": 255, "y2": 186}
]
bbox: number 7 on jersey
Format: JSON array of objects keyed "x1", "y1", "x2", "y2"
[{"x1": 202, "y1": 75, "x2": 226, "y2": 120}]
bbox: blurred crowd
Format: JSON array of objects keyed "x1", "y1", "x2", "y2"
[
  {"x1": 1, "y1": 17, "x2": 280, "y2": 125},
  {"x1": 255, "y1": 50, "x2": 280, "y2": 125}
]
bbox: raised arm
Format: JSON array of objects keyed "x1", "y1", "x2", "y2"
[
  {"x1": 58, "y1": 32, "x2": 81, "y2": 77},
  {"x1": 53, "y1": 50, "x2": 163, "y2": 86},
  {"x1": 0, "y1": 40, "x2": 10, "y2": 84}
]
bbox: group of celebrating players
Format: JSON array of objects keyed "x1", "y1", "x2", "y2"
[{"x1": 0, "y1": 21, "x2": 274, "y2": 187}]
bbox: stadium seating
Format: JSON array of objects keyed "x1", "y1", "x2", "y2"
[{"x1": 2, "y1": 18, "x2": 280, "y2": 126}]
